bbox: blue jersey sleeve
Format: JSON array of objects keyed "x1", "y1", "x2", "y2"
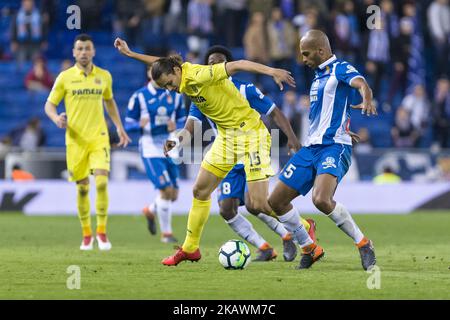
[
  {"x1": 245, "y1": 83, "x2": 276, "y2": 115},
  {"x1": 124, "y1": 92, "x2": 141, "y2": 132},
  {"x1": 335, "y1": 62, "x2": 364, "y2": 86},
  {"x1": 188, "y1": 102, "x2": 205, "y2": 122}
]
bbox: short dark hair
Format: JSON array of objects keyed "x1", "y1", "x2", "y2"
[
  {"x1": 151, "y1": 55, "x2": 183, "y2": 81},
  {"x1": 204, "y1": 45, "x2": 233, "y2": 64},
  {"x1": 74, "y1": 33, "x2": 94, "y2": 46}
]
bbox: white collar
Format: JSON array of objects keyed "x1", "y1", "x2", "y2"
[
  {"x1": 318, "y1": 54, "x2": 337, "y2": 70},
  {"x1": 147, "y1": 81, "x2": 157, "y2": 95}
]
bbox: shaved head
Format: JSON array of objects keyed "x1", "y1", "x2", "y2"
[{"x1": 299, "y1": 29, "x2": 333, "y2": 69}]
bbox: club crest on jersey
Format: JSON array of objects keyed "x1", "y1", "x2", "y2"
[
  {"x1": 322, "y1": 157, "x2": 336, "y2": 169},
  {"x1": 94, "y1": 78, "x2": 102, "y2": 85},
  {"x1": 166, "y1": 94, "x2": 173, "y2": 104}
]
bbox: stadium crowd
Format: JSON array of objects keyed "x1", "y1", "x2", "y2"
[{"x1": 0, "y1": 0, "x2": 449, "y2": 151}]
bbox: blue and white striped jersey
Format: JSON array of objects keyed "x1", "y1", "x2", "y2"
[
  {"x1": 188, "y1": 77, "x2": 276, "y2": 130},
  {"x1": 307, "y1": 55, "x2": 364, "y2": 146},
  {"x1": 125, "y1": 82, "x2": 186, "y2": 158}
]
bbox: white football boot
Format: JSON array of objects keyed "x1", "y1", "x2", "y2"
[
  {"x1": 96, "y1": 233, "x2": 112, "y2": 251},
  {"x1": 80, "y1": 236, "x2": 94, "y2": 251}
]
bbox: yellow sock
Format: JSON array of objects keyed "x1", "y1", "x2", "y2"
[
  {"x1": 182, "y1": 198, "x2": 211, "y2": 253},
  {"x1": 301, "y1": 218, "x2": 311, "y2": 232},
  {"x1": 95, "y1": 175, "x2": 109, "y2": 234},
  {"x1": 77, "y1": 183, "x2": 91, "y2": 237}
]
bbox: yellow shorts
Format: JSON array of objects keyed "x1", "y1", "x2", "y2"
[
  {"x1": 66, "y1": 141, "x2": 110, "y2": 182},
  {"x1": 201, "y1": 120, "x2": 274, "y2": 182}
]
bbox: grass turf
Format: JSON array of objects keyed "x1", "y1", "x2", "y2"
[{"x1": 0, "y1": 212, "x2": 449, "y2": 300}]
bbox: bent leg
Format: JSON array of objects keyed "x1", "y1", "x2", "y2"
[
  {"x1": 182, "y1": 167, "x2": 223, "y2": 253},
  {"x1": 313, "y1": 173, "x2": 365, "y2": 244}
]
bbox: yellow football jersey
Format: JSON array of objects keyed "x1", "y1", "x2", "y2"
[
  {"x1": 47, "y1": 64, "x2": 113, "y2": 145},
  {"x1": 180, "y1": 62, "x2": 261, "y2": 132}
]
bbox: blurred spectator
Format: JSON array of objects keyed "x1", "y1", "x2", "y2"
[
  {"x1": 353, "y1": 127, "x2": 373, "y2": 154},
  {"x1": 219, "y1": 0, "x2": 248, "y2": 47},
  {"x1": 298, "y1": 95, "x2": 310, "y2": 144},
  {"x1": 276, "y1": 0, "x2": 298, "y2": 20},
  {"x1": 140, "y1": 0, "x2": 167, "y2": 56},
  {"x1": 10, "y1": 0, "x2": 47, "y2": 63},
  {"x1": 113, "y1": 0, "x2": 144, "y2": 46},
  {"x1": 164, "y1": 0, "x2": 189, "y2": 34},
  {"x1": 11, "y1": 164, "x2": 35, "y2": 181},
  {"x1": 293, "y1": 7, "x2": 320, "y2": 39},
  {"x1": 243, "y1": 12, "x2": 269, "y2": 64},
  {"x1": 373, "y1": 166, "x2": 401, "y2": 184},
  {"x1": 391, "y1": 107, "x2": 419, "y2": 148},
  {"x1": 186, "y1": 50, "x2": 201, "y2": 64},
  {"x1": 60, "y1": 59, "x2": 72, "y2": 72},
  {"x1": 281, "y1": 90, "x2": 300, "y2": 142},
  {"x1": 332, "y1": 0, "x2": 360, "y2": 63},
  {"x1": 364, "y1": 18, "x2": 390, "y2": 101},
  {"x1": 380, "y1": 0, "x2": 399, "y2": 39},
  {"x1": 267, "y1": 7, "x2": 296, "y2": 70},
  {"x1": 387, "y1": 17, "x2": 413, "y2": 105},
  {"x1": 298, "y1": 0, "x2": 328, "y2": 18},
  {"x1": 76, "y1": 0, "x2": 106, "y2": 30},
  {"x1": 432, "y1": 78, "x2": 450, "y2": 148},
  {"x1": 10, "y1": 118, "x2": 46, "y2": 151},
  {"x1": 401, "y1": 84, "x2": 430, "y2": 131},
  {"x1": 0, "y1": 136, "x2": 12, "y2": 158},
  {"x1": 248, "y1": 0, "x2": 274, "y2": 20},
  {"x1": 187, "y1": 0, "x2": 214, "y2": 56},
  {"x1": 24, "y1": 56, "x2": 53, "y2": 92},
  {"x1": 40, "y1": 0, "x2": 57, "y2": 30},
  {"x1": 428, "y1": 0, "x2": 450, "y2": 78}
]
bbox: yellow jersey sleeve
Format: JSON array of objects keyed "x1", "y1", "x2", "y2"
[
  {"x1": 187, "y1": 62, "x2": 228, "y2": 86},
  {"x1": 102, "y1": 71, "x2": 113, "y2": 100},
  {"x1": 47, "y1": 73, "x2": 65, "y2": 106}
]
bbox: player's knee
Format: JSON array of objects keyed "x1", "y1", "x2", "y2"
[
  {"x1": 95, "y1": 175, "x2": 108, "y2": 192},
  {"x1": 219, "y1": 203, "x2": 237, "y2": 221},
  {"x1": 160, "y1": 187, "x2": 173, "y2": 200},
  {"x1": 245, "y1": 203, "x2": 259, "y2": 216},
  {"x1": 77, "y1": 184, "x2": 89, "y2": 197},
  {"x1": 192, "y1": 184, "x2": 209, "y2": 200},
  {"x1": 312, "y1": 193, "x2": 333, "y2": 213}
]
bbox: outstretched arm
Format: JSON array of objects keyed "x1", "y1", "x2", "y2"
[
  {"x1": 225, "y1": 60, "x2": 296, "y2": 90},
  {"x1": 104, "y1": 99, "x2": 132, "y2": 147},
  {"x1": 350, "y1": 77, "x2": 377, "y2": 116},
  {"x1": 269, "y1": 107, "x2": 301, "y2": 155},
  {"x1": 164, "y1": 118, "x2": 196, "y2": 156},
  {"x1": 114, "y1": 38, "x2": 160, "y2": 65}
]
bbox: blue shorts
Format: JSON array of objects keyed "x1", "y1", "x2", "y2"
[
  {"x1": 218, "y1": 164, "x2": 247, "y2": 206},
  {"x1": 279, "y1": 144, "x2": 352, "y2": 196},
  {"x1": 142, "y1": 157, "x2": 179, "y2": 190}
]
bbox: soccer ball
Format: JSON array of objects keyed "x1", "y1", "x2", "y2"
[{"x1": 218, "y1": 240, "x2": 251, "y2": 270}]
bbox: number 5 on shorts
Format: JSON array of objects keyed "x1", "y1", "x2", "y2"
[{"x1": 283, "y1": 164, "x2": 296, "y2": 179}]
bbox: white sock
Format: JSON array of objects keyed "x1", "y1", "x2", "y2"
[
  {"x1": 156, "y1": 197, "x2": 172, "y2": 235},
  {"x1": 327, "y1": 202, "x2": 364, "y2": 244},
  {"x1": 227, "y1": 214, "x2": 267, "y2": 249},
  {"x1": 256, "y1": 213, "x2": 289, "y2": 239},
  {"x1": 278, "y1": 207, "x2": 313, "y2": 248},
  {"x1": 148, "y1": 202, "x2": 156, "y2": 213}
]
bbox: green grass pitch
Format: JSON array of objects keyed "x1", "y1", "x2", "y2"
[{"x1": 0, "y1": 212, "x2": 449, "y2": 299}]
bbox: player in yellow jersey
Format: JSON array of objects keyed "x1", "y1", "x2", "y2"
[
  {"x1": 45, "y1": 34, "x2": 131, "y2": 251},
  {"x1": 114, "y1": 38, "x2": 321, "y2": 266}
]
